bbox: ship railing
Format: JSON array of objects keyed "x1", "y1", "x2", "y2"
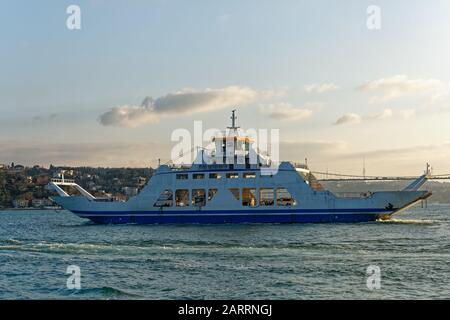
[
  {"x1": 50, "y1": 178, "x2": 76, "y2": 184},
  {"x1": 48, "y1": 178, "x2": 96, "y2": 200},
  {"x1": 334, "y1": 192, "x2": 372, "y2": 199},
  {"x1": 167, "y1": 164, "x2": 193, "y2": 170},
  {"x1": 168, "y1": 163, "x2": 264, "y2": 170},
  {"x1": 293, "y1": 162, "x2": 308, "y2": 169}
]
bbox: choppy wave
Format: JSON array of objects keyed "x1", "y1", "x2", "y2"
[
  {"x1": 4, "y1": 238, "x2": 23, "y2": 245},
  {"x1": 0, "y1": 240, "x2": 324, "y2": 256},
  {"x1": 0, "y1": 237, "x2": 377, "y2": 257},
  {"x1": 377, "y1": 218, "x2": 438, "y2": 225},
  {"x1": 57, "y1": 286, "x2": 143, "y2": 299}
]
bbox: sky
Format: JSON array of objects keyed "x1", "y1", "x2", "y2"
[{"x1": 1, "y1": 0, "x2": 450, "y2": 176}]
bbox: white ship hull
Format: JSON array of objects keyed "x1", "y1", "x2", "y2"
[{"x1": 52, "y1": 163, "x2": 431, "y2": 224}]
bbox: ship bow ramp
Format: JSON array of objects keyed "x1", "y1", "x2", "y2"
[{"x1": 374, "y1": 190, "x2": 431, "y2": 215}]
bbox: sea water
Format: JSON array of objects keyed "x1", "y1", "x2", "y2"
[{"x1": 1, "y1": 205, "x2": 449, "y2": 299}]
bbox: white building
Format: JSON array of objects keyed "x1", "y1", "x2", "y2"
[
  {"x1": 13, "y1": 199, "x2": 29, "y2": 208},
  {"x1": 122, "y1": 187, "x2": 139, "y2": 197},
  {"x1": 31, "y1": 198, "x2": 53, "y2": 208}
]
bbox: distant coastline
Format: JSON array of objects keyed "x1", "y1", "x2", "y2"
[{"x1": 1, "y1": 164, "x2": 152, "y2": 209}]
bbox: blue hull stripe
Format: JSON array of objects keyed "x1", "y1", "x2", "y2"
[
  {"x1": 72, "y1": 207, "x2": 395, "y2": 215},
  {"x1": 69, "y1": 208, "x2": 394, "y2": 224},
  {"x1": 74, "y1": 213, "x2": 385, "y2": 224}
]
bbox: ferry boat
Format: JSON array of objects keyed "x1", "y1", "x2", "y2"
[{"x1": 49, "y1": 111, "x2": 431, "y2": 224}]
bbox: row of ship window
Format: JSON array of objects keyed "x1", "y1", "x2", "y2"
[
  {"x1": 153, "y1": 188, "x2": 296, "y2": 207},
  {"x1": 176, "y1": 172, "x2": 271, "y2": 180}
]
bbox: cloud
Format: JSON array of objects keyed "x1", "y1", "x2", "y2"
[
  {"x1": 99, "y1": 104, "x2": 160, "y2": 127},
  {"x1": 366, "y1": 108, "x2": 393, "y2": 120},
  {"x1": 338, "y1": 143, "x2": 450, "y2": 175},
  {"x1": 334, "y1": 113, "x2": 362, "y2": 125},
  {"x1": 3, "y1": 138, "x2": 449, "y2": 176},
  {"x1": 219, "y1": 13, "x2": 231, "y2": 22},
  {"x1": 281, "y1": 140, "x2": 450, "y2": 176},
  {"x1": 399, "y1": 108, "x2": 416, "y2": 120},
  {"x1": 304, "y1": 83, "x2": 339, "y2": 94},
  {"x1": 342, "y1": 144, "x2": 448, "y2": 160},
  {"x1": 258, "y1": 103, "x2": 313, "y2": 121},
  {"x1": 334, "y1": 108, "x2": 417, "y2": 125},
  {"x1": 0, "y1": 140, "x2": 170, "y2": 167},
  {"x1": 358, "y1": 75, "x2": 449, "y2": 103},
  {"x1": 32, "y1": 113, "x2": 60, "y2": 122},
  {"x1": 99, "y1": 86, "x2": 273, "y2": 127},
  {"x1": 280, "y1": 140, "x2": 348, "y2": 159}
]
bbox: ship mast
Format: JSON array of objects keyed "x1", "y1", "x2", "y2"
[{"x1": 227, "y1": 109, "x2": 240, "y2": 130}]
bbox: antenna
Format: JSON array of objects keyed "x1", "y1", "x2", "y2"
[
  {"x1": 363, "y1": 156, "x2": 366, "y2": 180},
  {"x1": 425, "y1": 163, "x2": 432, "y2": 176},
  {"x1": 227, "y1": 109, "x2": 239, "y2": 130}
]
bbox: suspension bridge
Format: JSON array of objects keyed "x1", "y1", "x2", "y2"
[{"x1": 312, "y1": 171, "x2": 450, "y2": 182}]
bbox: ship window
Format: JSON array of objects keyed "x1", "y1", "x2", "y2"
[
  {"x1": 226, "y1": 172, "x2": 239, "y2": 179},
  {"x1": 176, "y1": 174, "x2": 189, "y2": 180},
  {"x1": 243, "y1": 172, "x2": 256, "y2": 179},
  {"x1": 276, "y1": 188, "x2": 296, "y2": 206},
  {"x1": 153, "y1": 189, "x2": 173, "y2": 207},
  {"x1": 229, "y1": 188, "x2": 240, "y2": 200},
  {"x1": 260, "y1": 188, "x2": 274, "y2": 206},
  {"x1": 242, "y1": 188, "x2": 257, "y2": 207},
  {"x1": 175, "y1": 189, "x2": 189, "y2": 207},
  {"x1": 208, "y1": 188, "x2": 218, "y2": 201},
  {"x1": 209, "y1": 173, "x2": 222, "y2": 179},
  {"x1": 193, "y1": 173, "x2": 204, "y2": 179},
  {"x1": 192, "y1": 189, "x2": 206, "y2": 206},
  {"x1": 236, "y1": 140, "x2": 246, "y2": 151}
]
